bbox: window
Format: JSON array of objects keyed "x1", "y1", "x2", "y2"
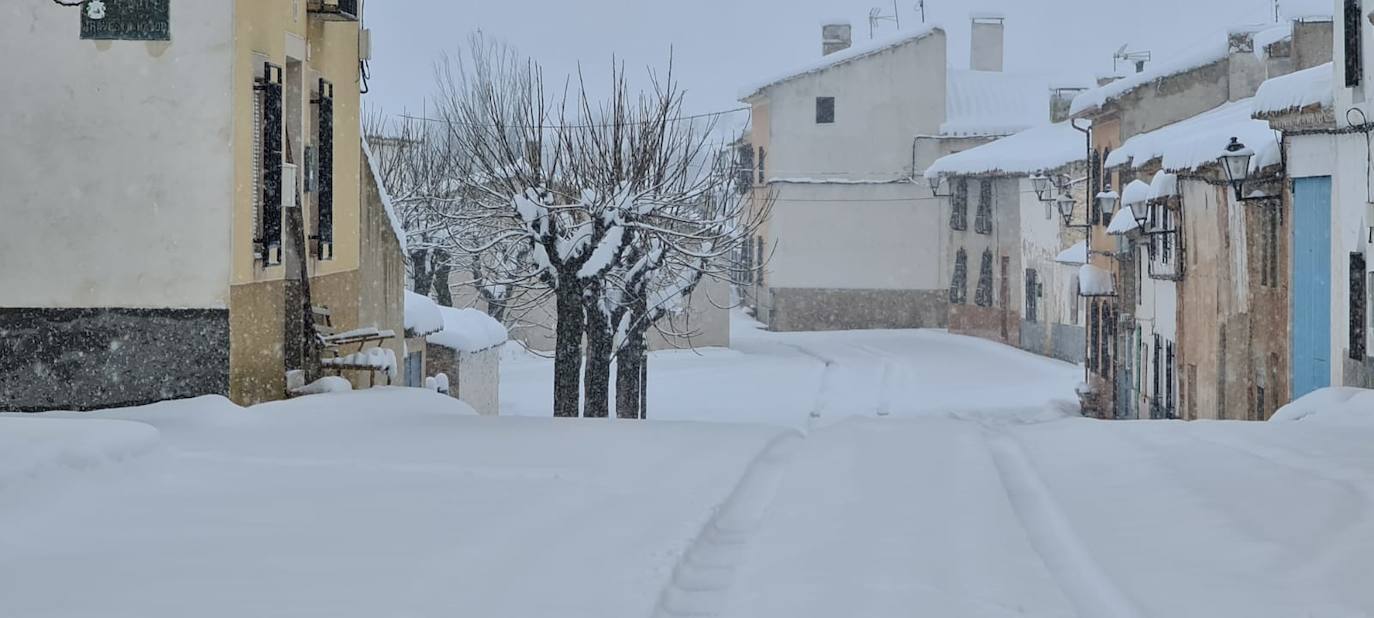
[
  {"x1": 949, "y1": 249, "x2": 968, "y2": 305},
  {"x1": 1089, "y1": 150, "x2": 1102, "y2": 224},
  {"x1": 815, "y1": 97, "x2": 835, "y2": 124},
  {"x1": 1152, "y1": 335, "x2": 1162, "y2": 418},
  {"x1": 256, "y1": 62, "x2": 284, "y2": 265},
  {"x1": 1255, "y1": 385, "x2": 1267, "y2": 421},
  {"x1": 1346, "y1": 0, "x2": 1363, "y2": 88},
  {"x1": 737, "y1": 144, "x2": 754, "y2": 189},
  {"x1": 1166, "y1": 341, "x2": 1176, "y2": 418},
  {"x1": 757, "y1": 147, "x2": 767, "y2": 184},
  {"x1": 1025, "y1": 269, "x2": 1039, "y2": 322},
  {"x1": 1351, "y1": 252, "x2": 1367, "y2": 359},
  {"x1": 975, "y1": 179, "x2": 993, "y2": 234},
  {"x1": 975, "y1": 249, "x2": 994, "y2": 307},
  {"x1": 950, "y1": 179, "x2": 969, "y2": 231},
  {"x1": 1089, "y1": 303, "x2": 1100, "y2": 373},
  {"x1": 314, "y1": 78, "x2": 335, "y2": 260},
  {"x1": 1261, "y1": 205, "x2": 1281, "y2": 287},
  {"x1": 756, "y1": 236, "x2": 765, "y2": 286},
  {"x1": 1162, "y1": 208, "x2": 1173, "y2": 264}
]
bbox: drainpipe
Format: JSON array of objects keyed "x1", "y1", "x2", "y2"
[{"x1": 1071, "y1": 118, "x2": 1093, "y2": 392}]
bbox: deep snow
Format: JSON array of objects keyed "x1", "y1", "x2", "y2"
[{"x1": 6, "y1": 314, "x2": 1374, "y2": 617}]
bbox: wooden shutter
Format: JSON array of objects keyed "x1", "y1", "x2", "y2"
[
  {"x1": 315, "y1": 79, "x2": 335, "y2": 259},
  {"x1": 256, "y1": 63, "x2": 284, "y2": 264}
]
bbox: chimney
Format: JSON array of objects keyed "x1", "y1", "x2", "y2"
[
  {"x1": 1050, "y1": 87, "x2": 1087, "y2": 123},
  {"x1": 822, "y1": 22, "x2": 853, "y2": 56},
  {"x1": 970, "y1": 14, "x2": 1005, "y2": 72}
]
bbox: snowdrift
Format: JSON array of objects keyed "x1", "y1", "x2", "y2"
[{"x1": 1270, "y1": 387, "x2": 1374, "y2": 424}]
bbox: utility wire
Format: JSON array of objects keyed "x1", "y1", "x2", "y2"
[{"x1": 394, "y1": 106, "x2": 750, "y2": 130}]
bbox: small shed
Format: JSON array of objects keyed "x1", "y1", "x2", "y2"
[
  {"x1": 426, "y1": 306, "x2": 508, "y2": 416},
  {"x1": 402, "y1": 291, "x2": 444, "y2": 388}
]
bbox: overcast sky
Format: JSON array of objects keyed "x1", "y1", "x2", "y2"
[{"x1": 363, "y1": 0, "x2": 1330, "y2": 133}]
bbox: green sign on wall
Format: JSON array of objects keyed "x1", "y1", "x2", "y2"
[{"x1": 80, "y1": 0, "x2": 171, "y2": 41}]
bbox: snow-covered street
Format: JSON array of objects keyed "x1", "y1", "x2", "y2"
[{"x1": 5, "y1": 319, "x2": 1374, "y2": 617}]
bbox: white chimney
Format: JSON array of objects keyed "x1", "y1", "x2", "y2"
[
  {"x1": 970, "y1": 14, "x2": 1005, "y2": 72},
  {"x1": 822, "y1": 21, "x2": 853, "y2": 56}
]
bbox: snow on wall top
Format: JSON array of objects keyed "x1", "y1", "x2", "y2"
[
  {"x1": 404, "y1": 291, "x2": 444, "y2": 337},
  {"x1": 1253, "y1": 62, "x2": 1334, "y2": 118},
  {"x1": 940, "y1": 70, "x2": 1054, "y2": 137},
  {"x1": 1121, "y1": 179, "x2": 1152, "y2": 206},
  {"x1": 924, "y1": 121, "x2": 1084, "y2": 178},
  {"x1": 1055, "y1": 241, "x2": 1088, "y2": 266},
  {"x1": 1149, "y1": 171, "x2": 1179, "y2": 200},
  {"x1": 1107, "y1": 206, "x2": 1141, "y2": 235},
  {"x1": 362, "y1": 135, "x2": 408, "y2": 254},
  {"x1": 427, "y1": 306, "x2": 509, "y2": 353},
  {"x1": 1105, "y1": 99, "x2": 1281, "y2": 174},
  {"x1": 1070, "y1": 39, "x2": 1229, "y2": 117},
  {"x1": 739, "y1": 25, "x2": 941, "y2": 100},
  {"x1": 1079, "y1": 264, "x2": 1115, "y2": 296}
]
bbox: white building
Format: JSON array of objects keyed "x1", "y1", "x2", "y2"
[{"x1": 739, "y1": 16, "x2": 1058, "y2": 331}]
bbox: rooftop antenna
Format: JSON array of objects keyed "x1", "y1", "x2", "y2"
[
  {"x1": 916, "y1": 0, "x2": 926, "y2": 23},
  {"x1": 1113, "y1": 43, "x2": 1152, "y2": 74},
  {"x1": 869, "y1": 0, "x2": 901, "y2": 39},
  {"x1": 1274, "y1": 0, "x2": 1281, "y2": 22}
]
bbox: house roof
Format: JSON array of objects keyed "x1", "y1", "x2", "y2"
[
  {"x1": 1107, "y1": 206, "x2": 1142, "y2": 235},
  {"x1": 1253, "y1": 62, "x2": 1334, "y2": 119},
  {"x1": 1055, "y1": 241, "x2": 1088, "y2": 266},
  {"x1": 404, "y1": 291, "x2": 444, "y2": 338},
  {"x1": 427, "y1": 306, "x2": 509, "y2": 353},
  {"x1": 924, "y1": 121, "x2": 1085, "y2": 178},
  {"x1": 1105, "y1": 99, "x2": 1281, "y2": 174},
  {"x1": 739, "y1": 26, "x2": 942, "y2": 100},
  {"x1": 1070, "y1": 39, "x2": 1230, "y2": 117},
  {"x1": 941, "y1": 70, "x2": 1055, "y2": 137}
]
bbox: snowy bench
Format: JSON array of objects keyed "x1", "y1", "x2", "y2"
[{"x1": 313, "y1": 306, "x2": 397, "y2": 387}]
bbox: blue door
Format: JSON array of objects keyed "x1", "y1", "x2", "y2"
[{"x1": 1292, "y1": 177, "x2": 1333, "y2": 399}]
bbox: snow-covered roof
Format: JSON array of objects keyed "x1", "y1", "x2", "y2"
[
  {"x1": 924, "y1": 121, "x2": 1084, "y2": 178},
  {"x1": 427, "y1": 306, "x2": 509, "y2": 353},
  {"x1": 740, "y1": 26, "x2": 942, "y2": 100},
  {"x1": 362, "y1": 136, "x2": 408, "y2": 253},
  {"x1": 1252, "y1": 23, "x2": 1293, "y2": 60},
  {"x1": 1079, "y1": 264, "x2": 1115, "y2": 296},
  {"x1": 1107, "y1": 207, "x2": 1141, "y2": 235},
  {"x1": 941, "y1": 70, "x2": 1053, "y2": 137},
  {"x1": 1055, "y1": 241, "x2": 1088, "y2": 266},
  {"x1": 1121, "y1": 179, "x2": 1151, "y2": 206},
  {"x1": 1149, "y1": 171, "x2": 1179, "y2": 200},
  {"x1": 1253, "y1": 62, "x2": 1334, "y2": 118},
  {"x1": 1105, "y1": 99, "x2": 1281, "y2": 174},
  {"x1": 1070, "y1": 39, "x2": 1229, "y2": 117},
  {"x1": 404, "y1": 291, "x2": 444, "y2": 337}
]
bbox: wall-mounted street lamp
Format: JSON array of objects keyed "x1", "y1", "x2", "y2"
[
  {"x1": 1032, "y1": 174, "x2": 1053, "y2": 201},
  {"x1": 1097, "y1": 184, "x2": 1120, "y2": 219},
  {"x1": 1218, "y1": 137, "x2": 1271, "y2": 202}
]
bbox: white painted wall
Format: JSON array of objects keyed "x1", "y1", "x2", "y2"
[
  {"x1": 766, "y1": 183, "x2": 945, "y2": 290},
  {"x1": 762, "y1": 32, "x2": 947, "y2": 182},
  {"x1": 1017, "y1": 177, "x2": 1076, "y2": 328},
  {"x1": 0, "y1": 3, "x2": 236, "y2": 309},
  {"x1": 456, "y1": 347, "x2": 500, "y2": 416},
  {"x1": 755, "y1": 31, "x2": 949, "y2": 294}
]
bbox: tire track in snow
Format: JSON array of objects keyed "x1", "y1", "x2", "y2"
[
  {"x1": 782, "y1": 344, "x2": 834, "y2": 421},
  {"x1": 983, "y1": 429, "x2": 1144, "y2": 618},
  {"x1": 650, "y1": 432, "x2": 802, "y2": 618}
]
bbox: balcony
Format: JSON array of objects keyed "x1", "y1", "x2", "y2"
[{"x1": 308, "y1": 0, "x2": 359, "y2": 21}]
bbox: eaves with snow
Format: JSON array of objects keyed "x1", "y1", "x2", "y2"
[
  {"x1": 1105, "y1": 98, "x2": 1281, "y2": 175},
  {"x1": 1055, "y1": 241, "x2": 1088, "y2": 266},
  {"x1": 1252, "y1": 62, "x2": 1334, "y2": 120},
  {"x1": 925, "y1": 121, "x2": 1085, "y2": 179},
  {"x1": 739, "y1": 26, "x2": 943, "y2": 101}
]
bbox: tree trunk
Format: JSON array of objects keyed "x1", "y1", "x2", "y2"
[
  {"x1": 615, "y1": 327, "x2": 645, "y2": 419},
  {"x1": 432, "y1": 249, "x2": 454, "y2": 307},
  {"x1": 582, "y1": 304, "x2": 614, "y2": 418},
  {"x1": 552, "y1": 281, "x2": 585, "y2": 418},
  {"x1": 410, "y1": 248, "x2": 432, "y2": 295}
]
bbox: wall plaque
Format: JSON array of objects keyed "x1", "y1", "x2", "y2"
[{"x1": 81, "y1": 0, "x2": 170, "y2": 41}]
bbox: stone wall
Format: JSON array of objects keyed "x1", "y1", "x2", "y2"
[
  {"x1": 766, "y1": 288, "x2": 948, "y2": 332},
  {"x1": 1, "y1": 308, "x2": 229, "y2": 412}
]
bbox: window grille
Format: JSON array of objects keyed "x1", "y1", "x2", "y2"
[
  {"x1": 950, "y1": 179, "x2": 968, "y2": 231},
  {"x1": 1346, "y1": 0, "x2": 1363, "y2": 87},
  {"x1": 1025, "y1": 269, "x2": 1039, "y2": 322},
  {"x1": 1352, "y1": 252, "x2": 1367, "y2": 359},
  {"x1": 974, "y1": 249, "x2": 994, "y2": 307},
  {"x1": 314, "y1": 78, "x2": 335, "y2": 260},
  {"x1": 975, "y1": 179, "x2": 993, "y2": 234},
  {"x1": 949, "y1": 249, "x2": 968, "y2": 305},
  {"x1": 757, "y1": 147, "x2": 767, "y2": 184},
  {"x1": 255, "y1": 62, "x2": 284, "y2": 265}
]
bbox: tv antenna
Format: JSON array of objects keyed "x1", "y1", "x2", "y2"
[
  {"x1": 869, "y1": 0, "x2": 901, "y2": 39},
  {"x1": 1273, "y1": 0, "x2": 1281, "y2": 22},
  {"x1": 1113, "y1": 44, "x2": 1152, "y2": 74},
  {"x1": 916, "y1": 0, "x2": 927, "y2": 24}
]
